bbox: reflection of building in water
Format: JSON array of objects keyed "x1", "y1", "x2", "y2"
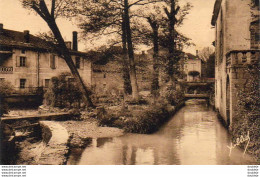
[
  {"x1": 177, "y1": 107, "x2": 217, "y2": 164},
  {"x1": 134, "y1": 148, "x2": 155, "y2": 165}
]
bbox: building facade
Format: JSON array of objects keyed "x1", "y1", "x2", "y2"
[
  {"x1": 212, "y1": 0, "x2": 259, "y2": 126},
  {"x1": 0, "y1": 24, "x2": 92, "y2": 95},
  {"x1": 183, "y1": 53, "x2": 202, "y2": 82}
]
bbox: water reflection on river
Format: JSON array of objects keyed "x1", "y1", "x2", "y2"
[{"x1": 67, "y1": 103, "x2": 256, "y2": 165}]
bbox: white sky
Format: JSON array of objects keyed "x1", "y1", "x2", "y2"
[{"x1": 0, "y1": 0, "x2": 215, "y2": 54}]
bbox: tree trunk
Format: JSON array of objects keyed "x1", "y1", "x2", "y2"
[
  {"x1": 148, "y1": 19, "x2": 159, "y2": 97},
  {"x1": 46, "y1": 18, "x2": 94, "y2": 107},
  {"x1": 124, "y1": 0, "x2": 139, "y2": 99},
  {"x1": 166, "y1": 0, "x2": 176, "y2": 82},
  {"x1": 121, "y1": 15, "x2": 132, "y2": 95}
]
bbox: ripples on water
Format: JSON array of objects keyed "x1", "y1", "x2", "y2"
[{"x1": 67, "y1": 103, "x2": 256, "y2": 165}]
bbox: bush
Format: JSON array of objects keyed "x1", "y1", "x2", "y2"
[
  {"x1": 123, "y1": 104, "x2": 171, "y2": 134},
  {"x1": 44, "y1": 72, "x2": 84, "y2": 109},
  {"x1": 160, "y1": 82, "x2": 184, "y2": 106},
  {"x1": 0, "y1": 80, "x2": 14, "y2": 116}
]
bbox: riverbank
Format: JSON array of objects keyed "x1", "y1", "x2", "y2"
[
  {"x1": 68, "y1": 104, "x2": 257, "y2": 165},
  {"x1": 14, "y1": 118, "x2": 123, "y2": 165},
  {"x1": 97, "y1": 101, "x2": 185, "y2": 134}
]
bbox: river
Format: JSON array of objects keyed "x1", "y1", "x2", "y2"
[{"x1": 67, "y1": 102, "x2": 256, "y2": 165}]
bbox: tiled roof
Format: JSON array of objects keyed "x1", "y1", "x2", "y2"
[
  {"x1": 0, "y1": 28, "x2": 90, "y2": 57},
  {"x1": 186, "y1": 53, "x2": 198, "y2": 60},
  {"x1": 0, "y1": 29, "x2": 54, "y2": 51}
]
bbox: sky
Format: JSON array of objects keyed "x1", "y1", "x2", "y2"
[{"x1": 0, "y1": 0, "x2": 216, "y2": 54}]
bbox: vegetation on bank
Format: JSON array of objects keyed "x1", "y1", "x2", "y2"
[
  {"x1": 230, "y1": 65, "x2": 260, "y2": 161},
  {"x1": 0, "y1": 80, "x2": 14, "y2": 116},
  {"x1": 97, "y1": 86, "x2": 185, "y2": 134},
  {"x1": 44, "y1": 72, "x2": 85, "y2": 109}
]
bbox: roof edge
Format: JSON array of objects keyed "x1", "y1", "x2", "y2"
[{"x1": 211, "y1": 0, "x2": 222, "y2": 26}]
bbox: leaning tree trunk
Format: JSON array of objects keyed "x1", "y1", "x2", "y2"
[
  {"x1": 124, "y1": 0, "x2": 139, "y2": 99},
  {"x1": 39, "y1": 12, "x2": 94, "y2": 107},
  {"x1": 121, "y1": 15, "x2": 132, "y2": 95}
]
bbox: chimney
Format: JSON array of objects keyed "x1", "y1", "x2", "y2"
[
  {"x1": 0, "y1": 23, "x2": 3, "y2": 33},
  {"x1": 65, "y1": 41, "x2": 72, "y2": 49},
  {"x1": 24, "y1": 30, "x2": 30, "y2": 43},
  {"x1": 72, "y1": 31, "x2": 78, "y2": 51}
]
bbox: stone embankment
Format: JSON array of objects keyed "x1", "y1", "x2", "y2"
[
  {"x1": 60, "y1": 119, "x2": 124, "y2": 148},
  {"x1": 36, "y1": 121, "x2": 70, "y2": 165}
]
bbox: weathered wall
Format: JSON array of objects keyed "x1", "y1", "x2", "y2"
[
  {"x1": 184, "y1": 59, "x2": 202, "y2": 81},
  {"x1": 214, "y1": 0, "x2": 256, "y2": 125},
  {"x1": 0, "y1": 48, "x2": 92, "y2": 93}
]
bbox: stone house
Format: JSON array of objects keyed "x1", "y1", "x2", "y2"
[
  {"x1": 92, "y1": 49, "x2": 153, "y2": 95},
  {"x1": 183, "y1": 53, "x2": 202, "y2": 82},
  {"x1": 0, "y1": 24, "x2": 92, "y2": 95},
  {"x1": 211, "y1": 0, "x2": 259, "y2": 126}
]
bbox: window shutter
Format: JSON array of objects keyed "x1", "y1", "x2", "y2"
[
  {"x1": 25, "y1": 57, "x2": 28, "y2": 67},
  {"x1": 81, "y1": 58, "x2": 84, "y2": 69},
  {"x1": 50, "y1": 55, "x2": 56, "y2": 69},
  {"x1": 16, "y1": 56, "x2": 20, "y2": 67}
]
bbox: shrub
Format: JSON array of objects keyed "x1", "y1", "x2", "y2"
[
  {"x1": 123, "y1": 104, "x2": 171, "y2": 134},
  {"x1": 0, "y1": 80, "x2": 14, "y2": 96},
  {"x1": 44, "y1": 72, "x2": 84, "y2": 109},
  {"x1": 0, "y1": 80, "x2": 14, "y2": 116},
  {"x1": 160, "y1": 82, "x2": 184, "y2": 106}
]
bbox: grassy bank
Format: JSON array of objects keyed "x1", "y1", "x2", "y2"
[{"x1": 97, "y1": 101, "x2": 184, "y2": 134}]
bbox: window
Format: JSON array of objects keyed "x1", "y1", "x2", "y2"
[
  {"x1": 103, "y1": 73, "x2": 106, "y2": 78},
  {"x1": 68, "y1": 78, "x2": 75, "y2": 88},
  {"x1": 250, "y1": 20, "x2": 260, "y2": 49},
  {"x1": 0, "y1": 78, "x2": 4, "y2": 81},
  {"x1": 20, "y1": 79, "x2": 26, "y2": 89},
  {"x1": 50, "y1": 55, "x2": 56, "y2": 69},
  {"x1": 75, "y1": 57, "x2": 80, "y2": 69},
  {"x1": 20, "y1": 57, "x2": 26, "y2": 67},
  {"x1": 45, "y1": 79, "x2": 50, "y2": 88},
  {"x1": 21, "y1": 49, "x2": 26, "y2": 54},
  {"x1": 219, "y1": 9, "x2": 224, "y2": 63}
]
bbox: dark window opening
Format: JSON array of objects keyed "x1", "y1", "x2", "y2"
[
  {"x1": 103, "y1": 73, "x2": 106, "y2": 78},
  {"x1": 50, "y1": 55, "x2": 56, "y2": 69},
  {"x1": 20, "y1": 79, "x2": 26, "y2": 89},
  {"x1": 254, "y1": 0, "x2": 259, "y2": 7},
  {"x1": 20, "y1": 57, "x2": 26, "y2": 67},
  {"x1": 250, "y1": 21, "x2": 260, "y2": 49},
  {"x1": 45, "y1": 79, "x2": 50, "y2": 88},
  {"x1": 21, "y1": 49, "x2": 26, "y2": 54},
  {"x1": 75, "y1": 57, "x2": 80, "y2": 69}
]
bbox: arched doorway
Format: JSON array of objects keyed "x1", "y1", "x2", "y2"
[{"x1": 226, "y1": 76, "x2": 230, "y2": 127}]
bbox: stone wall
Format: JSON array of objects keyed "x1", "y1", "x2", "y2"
[{"x1": 37, "y1": 121, "x2": 70, "y2": 165}]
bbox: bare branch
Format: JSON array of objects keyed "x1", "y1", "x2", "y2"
[{"x1": 51, "y1": 0, "x2": 56, "y2": 18}]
